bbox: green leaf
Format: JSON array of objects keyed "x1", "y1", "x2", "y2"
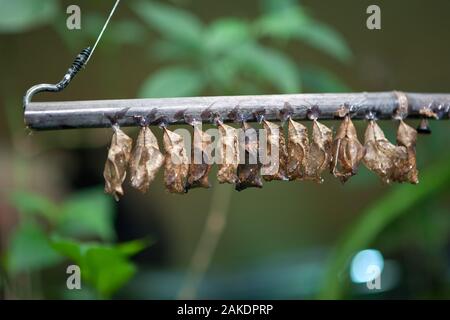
[
  {"x1": 84, "y1": 247, "x2": 136, "y2": 298},
  {"x1": 301, "y1": 65, "x2": 350, "y2": 92},
  {"x1": 319, "y1": 156, "x2": 450, "y2": 299},
  {"x1": 51, "y1": 237, "x2": 148, "y2": 298},
  {"x1": 233, "y1": 44, "x2": 301, "y2": 93},
  {"x1": 255, "y1": 9, "x2": 351, "y2": 63},
  {"x1": 52, "y1": 237, "x2": 149, "y2": 261},
  {"x1": 51, "y1": 237, "x2": 95, "y2": 281},
  {"x1": 204, "y1": 18, "x2": 251, "y2": 54},
  {"x1": 10, "y1": 191, "x2": 59, "y2": 222},
  {"x1": 139, "y1": 66, "x2": 205, "y2": 98},
  {"x1": 131, "y1": 0, "x2": 203, "y2": 47},
  {"x1": 7, "y1": 223, "x2": 62, "y2": 274},
  {"x1": 202, "y1": 18, "x2": 253, "y2": 90},
  {"x1": 116, "y1": 239, "x2": 151, "y2": 257},
  {"x1": 57, "y1": 188, "x2": 116, "y2": 242},
  {"x1": 0, "y1": 0, "x2": 58, "y2": 33},
  {"x1": 50, "y1": 237, "x2": 84, "y2": 263},
  {"x1": 255, "y1": 8, "x2": 308, "y2": 39},
  {"x1": 296, "y1": 20, "x2": 352, "y2": 63}
]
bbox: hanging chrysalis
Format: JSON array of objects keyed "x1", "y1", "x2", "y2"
[
  {"x1": 261, "y1": 119, "x2": 289, "y2": 181},
  {"x1": 304, "y1": 119, "x2": 333, "y2": 183},
  {"x1": 331, "y1": 115, "x2": 365, "y2": 183},
  {"x1": 217, "y1": 121, "x2": 240, "y2": 184},
  {"x1": 287, "y1": 118, "x2": 309, "y2": 180},
  {"x1": 235, "y1": 122, "x2": 263, "y2": 191},
  {"x1": 103, "y1": 124, "x2": 133, "y2": 201},
  {"x1": 162, "y1": 127, "x2": 189, "y2": 193},
  {"x1": 391, "y1": 120, "x2": 419, "y2": 184},
  {"x1": 186, "y1": 123, "x2": 212, "y2": 190},
  {"x1": 363, "y1": 120, "x2": 406, "y2": 184},
  {"x1": 129, "y1": 125, "x2": 164, "y2": 193}
]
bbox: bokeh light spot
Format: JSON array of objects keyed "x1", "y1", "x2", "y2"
[{"x1": 350, "y1": 249, "x2": 384, "y2": 283}]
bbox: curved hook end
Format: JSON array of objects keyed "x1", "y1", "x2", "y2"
[{"x1": 23, "y1": 47, "x2": 92, "y2": 110}]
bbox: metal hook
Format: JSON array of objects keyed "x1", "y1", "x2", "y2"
[
  {"x1": 23, "y1": 47, "x2": 92, "y2": 109},
  {"x1": 23, "y1": 0, "x2": 121, "y2": 110}
]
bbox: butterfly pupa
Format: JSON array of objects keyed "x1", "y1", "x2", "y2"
[
  {"x1": 162, "y1": 127, "x2": 189, "y2": 193},
  {"x1": 235, "y1": 122, "x2": 263, "y2": 191},
  {"x1": 304, "y1": 119, "x2": 333, "y2": 183},
  {"x1": 129, "y1": 126, "x2": 164, "y2": 193},
  {"x1": 217, "y1": 122, "x2": 240, "y2": 184},
  {"x1": 103, "y1": 125, "x2": 133, "y2": 201},
  {"x1": 331, "y1": 116, "x2": 365, "y2": 183},
  {"x1": 363, "y1": 120, "x2": 407, "y2": 184},
  {"x1": 186, "y1": 124, "x2": 212, "y2": 190},
  {"x1": 261, "y1": 119, "x2": 289, "y2": 181},
  {"x1": 287, "y1": 118, "x2": 309, "y2": 180},
  {"x1": 391, "y1": 120, "x2": 419, "y2": 184}
]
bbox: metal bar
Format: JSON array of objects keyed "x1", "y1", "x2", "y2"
[{"x1": 24, "y1": 92, "x2": 450, "y2": 130}]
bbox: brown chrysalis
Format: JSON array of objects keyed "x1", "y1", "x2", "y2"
[
  {"x1": 261, "y1": 119, "x2": 289, "y2": 181},
  {"x1": 287, "y1": 118, "x2": 309, "y2": 180},
  {"x1": 186, "y1": 124, "x2": 212, "y2": 190},
  {"x1": 162, "y1": 127, "x2": 189, "y2": 193},
  {"x1": 103, "y1": 125, "x2": 133, "y2": 201},
  {"x1": 129, "y1": 126, "x2": 164, "y2": 193},
  {"x1": 217, "y1": 122, "x2": 240, "y2": 184},
  {"x1": 235, "y1": 122, "x2": 263, "y2": 191},
  {"x1": 391, "y1": 120, "x2": 419, "y2": 184},
  {"x1": 331, "y1": 116, "x2": 365, "y2": 183},
  {"x1": 304, "y1": 119, "x2": 333, "y2": 183},
  {"x1": 363, "y1": 120, "x2": 407, "y2": 184}
]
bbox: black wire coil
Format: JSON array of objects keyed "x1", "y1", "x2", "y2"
[{"x1": 56, "y1": 47, "x2": 92, "y2": 90}]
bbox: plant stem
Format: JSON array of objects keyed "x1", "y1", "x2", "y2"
[{"x1": 177, "y1": 183, "x2": 233, "y2": 299}]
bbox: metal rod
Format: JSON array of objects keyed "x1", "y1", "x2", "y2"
[{"x1": 24, "y1": 92, "x2": 450, "y2": 130}]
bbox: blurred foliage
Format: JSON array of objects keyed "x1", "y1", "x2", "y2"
[
  {"x1": 3, "y1": 188, "x2": 148, "y2": 299},
  {"x1": 319, "y1": 156, "x2": 450, "y2": 298},
  {"x1": 0, "y1": 0, "x2": 448, "y2": 300},
  {"x1": 256, "y1": 0, "x2": 351, "y2": 62},
  {"x1": 0, "y1": 0, "x2": 58, "y2": 33},
  {"x1": 0, "y1": 0, "x2": 351, "y2": 96},
  {"x1": 0, "y1": 0, "x2": 351, "y2": 298},
  {"x1": 52, "y1": 237, "x2": 148, "y2": 298},
  {"x1": 130, "y1": 0, "x2": 351, "y2": 97},
  {"x1": 54, "y1": 12, "x2": 147, "y2": 53}
]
